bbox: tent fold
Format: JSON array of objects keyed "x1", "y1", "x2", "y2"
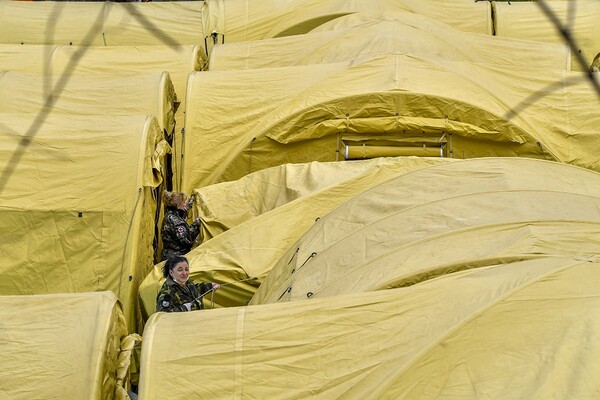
[{"x1": 252, "y1": 158, "x2": 600, "y2": 305}]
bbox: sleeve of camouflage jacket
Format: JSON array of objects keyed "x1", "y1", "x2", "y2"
[
  {"x1": 173, "y1": 218, "x2": 199, "y2": 248},
  {"x1": 189, "y1": 218, "x2": 202, "y2": 243}
]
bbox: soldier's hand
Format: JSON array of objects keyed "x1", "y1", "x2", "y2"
[
  {"x1": 183, "y1": 302, "x2": 192, "y2": 311},
  {"x1": 185, "y1": 197, "x2": 194, "y2": 210},
  {"x1": 212, "y1": 283, "x2": 221, "y2": 291},
  {"x1": 194, "y1": 217, "x2": 201, "y2": 225}
]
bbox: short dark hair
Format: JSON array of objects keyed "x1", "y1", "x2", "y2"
[{"x1": 163, "y1": 255, "x2": 188, "y2": 278}]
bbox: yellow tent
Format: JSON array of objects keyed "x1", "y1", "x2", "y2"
[
  {"x1": 495, "y1": 1, "x2": 600, "y2": 72},
  {"x1": 209, "y1": 11, "x2": 569, "y2": 71},
  {"x1": 0, "y1": 71, "x2": 178, "y2": 135},
  {"x1": 0, "y1": 43, "x2": 202, "y2": 189},
  {"x1": 0, "y1": 114, "x2": 167, "y2": 330},
  {"x1": 192, "y1": 159, "x2": 404, "y2": 241},
  {"x1": 138, "y1": 157, "x2": 451, "y2": 317},
  {"x1": 0, "y1": 1, "x2": 205, "y2": 46},
  {"x1": 252, "y1": 158, "x2": 600, "y2": 304},
  {"x1": 182, "y1": 53, "x2": 600, "y2": 192},
  {"x1": 139, "y1": 257, "x2": 600, "y2": 399},
  {"x1": 202, "y1": 0, "x2": 492, "y2": 42},
  {"x1": 0, "y1": 291, "x2": 138, "y2": 400}
]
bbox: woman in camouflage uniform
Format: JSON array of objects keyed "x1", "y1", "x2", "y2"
[
  {"x1": 156, "y1": 255, "x2": 220, "y2": 312},
  {"x1": 161, "y1": 190, "x2": 202, "y2": 261}
]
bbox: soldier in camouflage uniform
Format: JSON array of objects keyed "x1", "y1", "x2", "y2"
[
  {"x1": 156, "y1": 255, "x2": 220, "y2": 312},
  {"x1": 161, "y1": 190, "x2": 202, "y2": 261}
]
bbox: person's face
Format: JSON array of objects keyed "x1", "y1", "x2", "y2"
[{"x1": 170, "y1": 261, "x2": 190, "y2": 284}]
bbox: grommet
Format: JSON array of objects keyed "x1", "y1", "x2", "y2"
[{"x1": 306, "y1": 292, "x2": 313, "y2": 298}]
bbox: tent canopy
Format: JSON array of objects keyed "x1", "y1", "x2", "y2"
[
  {"x1": 0, "y1": 43, "x2": 202, "y2": 190},
  {"x1": 0, "y1": 1, "x2": 205, "y2": 46},
  {"x1": 0, "y1": 70, "x2": 178, "y2": 135},
  {"x1": 0, "y1": 113, "x2": 167, "y2": 329},
  {"x1": 202, "y1": 0, "x2": 492, "y2": 43},
  {"x1": 252, "y1": 158, "x2": 600, "y2": 304},
  {"x1": 138, "y1": 157, "x2": 450, "y2": 317},
  {"x1": 183, "y1": 53, "x2": 600, "y2": 192},
  {"x1": 209, "y1": 11, "x2": 569, "y2": 71},
  {"x1": 495, "y1": 1, "x2": 600, "y2": 72},
  {"x1": 193, "y1": 159, "x2": 398, "y2": 241},
  {"x1": 139, "y1": 257, "x2": 600, "y2": 399},
  {"x1": 0, "y1": 291, "x2": 131, "y2": 400}
]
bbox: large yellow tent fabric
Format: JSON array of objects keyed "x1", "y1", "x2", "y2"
[
  {"x1": 0, "y1": 114, "x2": 167, "y2": 330},
  {"x1": 138, "y1": 157, "x2": 451, "y2": 317},
  {"x1": 494, "y1": 1, "x2": 600, "y2": 72},
  {"x1": 0, "y1": 44, "x2": 200, "y2": 100},
  {"x1": 252, "y1": 158, "x2": 600, "y2": 304},
  {"x1": 0, "y1": 291, "x2": 134, "y2": 400},
  {"x1": 192, "y1": 159, "x2": 404, "y2": 241},
  {"x1": 0, "y1": 71, "x2": 178, "y2": 135},
  {"x1": 0, "y1": 43, "x2": 202, "y2": 189},
  {"x1": 209, "y1": 11, "x2": 569, "y2": 71},
  {"x1": 182, "y1": 53, "x2": 600, "y2": 192},
  {"x1": 139, "y1": 257, "x2": 600, "y2": 399},
  {"x1": 0, "y1": 1, "x2": 205, "y2": 46},
  {"x1": 202, "y1": 0, "x2": 492, "y2": 42}
]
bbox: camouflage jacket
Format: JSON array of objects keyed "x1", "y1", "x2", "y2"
[
  {"x1": 161, "y1": 207, "x2": 201, "y2": 261},
  {"x1": 156, "y1": 277, "x2": 214, "y2": 312}
]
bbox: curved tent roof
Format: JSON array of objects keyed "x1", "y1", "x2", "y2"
[
  {"x1": 0, "y1": 43, "x2": 201, "y2": 189},
  {"x1": 139, "y1": 157, "x2": 450, "y2": 318},
  {"x1": 495, "y1": 1, "x2": 600, "y2": 72},
  {"x1": 0, "y1": 114, "x2": 167, "y2": 330},
  {"x1": 0, "y1": 291, "x2": 133, "y2": 400},
  {"x1": 0, "y1": 44, "x2": 200, "y2": 117},
  {"x1": 182, "y1": 54, "x2": 600, "y2": 192},
  {"x1": 0, "y1": 71, "x2": 178, "y2": 135},
  {"x1": 202, "y1": 0, "x2": 492, "y2": 42},
  {"x1": 209, "y1": 12, "x2": 569, "y2": 71},
  {"x1": 192, "y1": 159, "x2": 397, "y2": 241},
  {"x1": 252, "y1": 158, "x2": 600, "y2": 304},
  {"x1": 0, "y1": 1, "x2": 205, "y2": 46},
  {"x1": 139, "y1": 257, "x2": 600, "y2": 399}
]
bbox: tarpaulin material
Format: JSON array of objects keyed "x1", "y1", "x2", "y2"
[
  {"x1": 182, "y1": 53, "x2": 600, "y2": 192},
  {"x1": 0, "y1": 43, "x2": 201, "y2": 190},
  {"x1": 494, "y1": 1, "x2": 600, "y2": 72},
  {"x1": 0, "y1": 1, "x2": 206, "y2": 46},
  {"x1": 202, "y1": 0, "x2": 492, "y2": 43},
  {"x1": 0, "y1": 291, "x2": 136, "y2": 400},
  {"x1": 192, "y1": 159, "x2": 402, "y2": 241},
  {"x1": 0, "y1": 71, "x2": 178, "y2": 135},
  {"x1": 0, "y1": 114, "x2": 167, "y2": 330},
  {"x1": 209, "y1": 11, "x2": 569, "y2": 71},
  {"x1": 139, "y1": 257, "x2": 600, "y2": 399},
  {"x1": 138, "y1": 157, "x2": 451, "y2": 317},
  {"x1": 252, "y1": 158, "x2": 600, "y2": 304}
]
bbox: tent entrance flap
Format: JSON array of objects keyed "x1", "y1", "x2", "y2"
[{"x1": 342, "y1": 132, "x2": 450, "y2": 160}]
